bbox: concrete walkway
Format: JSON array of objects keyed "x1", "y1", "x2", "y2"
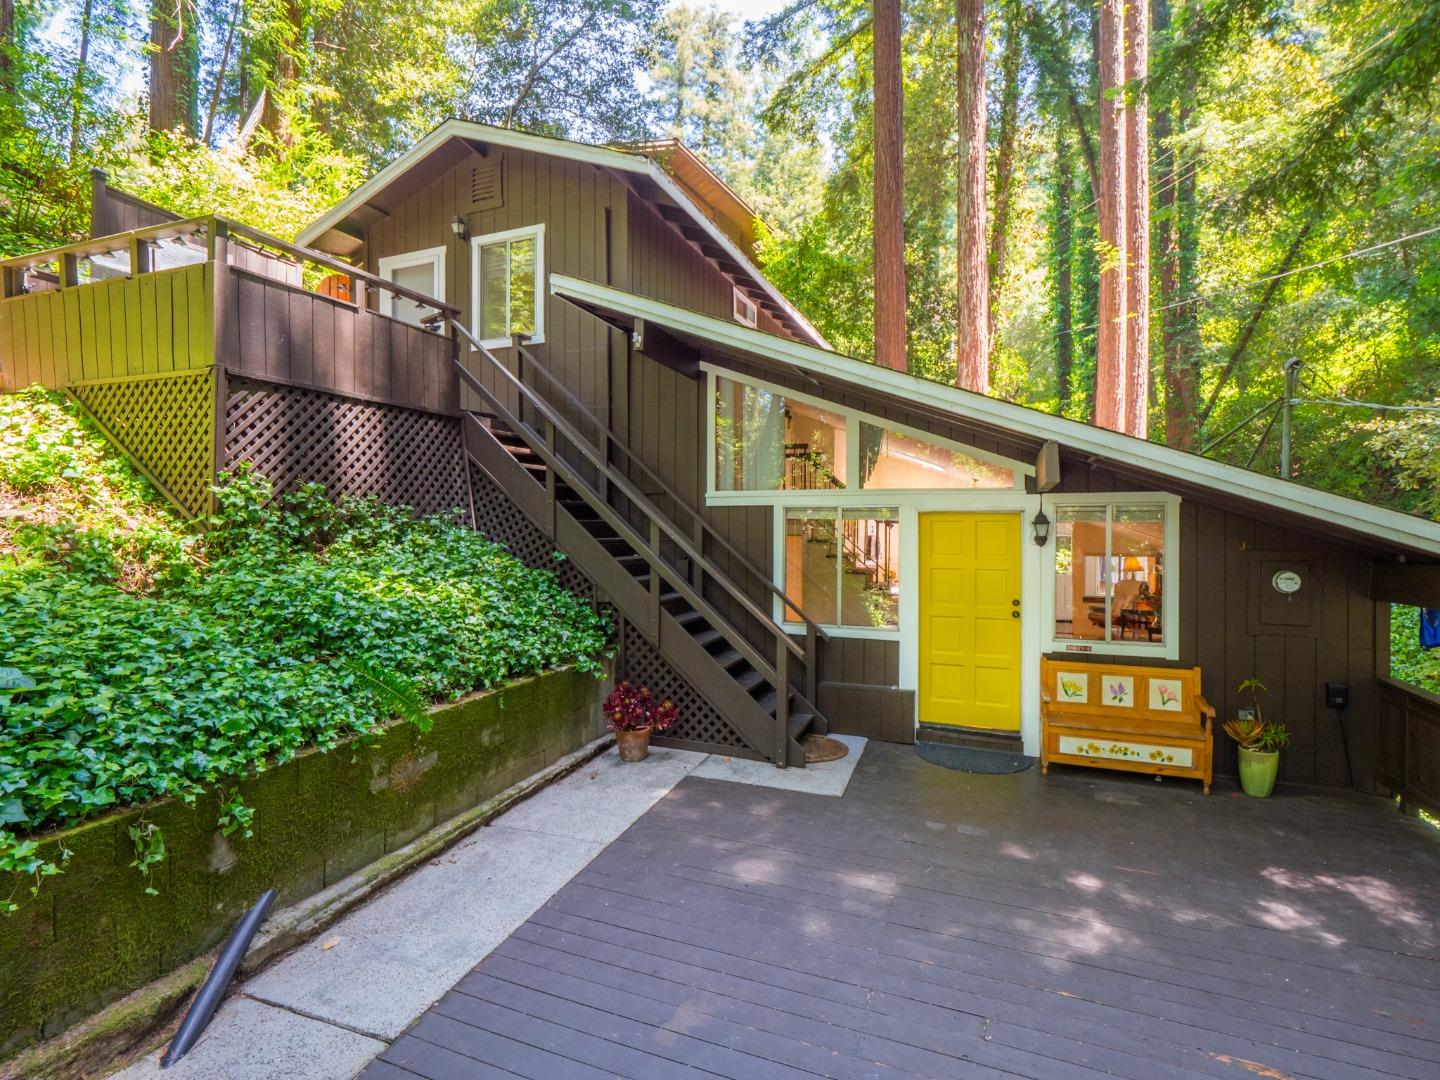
[
  {"x1": 112, "y1": 745, "x2": 708, "y2": 1080},
  {"x1": 112, "y1": 735, "x2": 867, "y2": 1080}
]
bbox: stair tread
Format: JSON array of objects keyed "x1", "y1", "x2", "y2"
[
  {"x1": 787, "y1": 711, "x2": 815, "y2": 739},
  {"x1": 688, "y1": 624, "x2": 720, "y2": 643},
  {"x1": 735, "y1": 670, "x2": 765, "y2": 692},
  {"x1": 710, "y1": 648, "x2": 743, "y2": 669}
]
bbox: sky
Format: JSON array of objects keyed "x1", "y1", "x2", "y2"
[{"x1": 706, "y1": 0, "x2": 796, "y2": 19}]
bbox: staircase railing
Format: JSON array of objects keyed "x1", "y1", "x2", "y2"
[
  {"x1": 508, "y1": 340, "x2": 831, "y2": 654},
  {"x1": 446, "y1": 319, "x2": 827, "y2": 759}
]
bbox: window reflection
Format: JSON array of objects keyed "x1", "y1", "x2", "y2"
[
  {"x1": 784, "y1": 508, "x2": 899, "y2": 630},
  {"x1": 714, "y1": 377, "x2": 847, "y2": 491},
  {"x1": 1053, "y1": 504, "x2": 1166, "y2": 647},
  {"x1": 859, "y1": 424, "x2": 1014, "y2": 489}
]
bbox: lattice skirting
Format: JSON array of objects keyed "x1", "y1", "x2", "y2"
[
  {"x1": 71, "y1": 370, "x2": 215, "y2": 518},
  {"x1": 224, "y1": 377, "x2": 467, "y2": 517},
  {"x1": 467, "y1": 462, "x2": 596, "y2": 598},
  {"x1": 619, "y1": 622, "x2": 756, "y2": 755}
]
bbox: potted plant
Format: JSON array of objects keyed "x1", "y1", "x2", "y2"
[
  {"x1": 604, "y1": 681, "x2": 678, "y2": 762},
  {"x1": 1221, "y1": 679, "x2": 1290, "y2": 797}
]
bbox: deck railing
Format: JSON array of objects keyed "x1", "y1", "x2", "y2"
[
  {"x1": 0, "y1": 215, "x2": 461, "y2": 416},
  {"x1": 1377, "y1": 676, "x2": 1440, "y2": 819}
]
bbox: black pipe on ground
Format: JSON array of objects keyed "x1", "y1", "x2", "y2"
[{"x1": 161, "y1": 888, "x2": 276, "y2": 1068}]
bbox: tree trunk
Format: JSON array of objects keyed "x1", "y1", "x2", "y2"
[
  {"x1": 258, "y1": 0, "x2": 302, "y2": 145},
  {"x1": 1094, "y1": 0, "x2": 1126, "y2": 432},
  {"x1": 1053, "y1": 120, "x2": 1074, "y2": 414},
  {"x1": 873, "y1": 0, "x2": 907, "y2": 372},
  {"x1": 988, "y1": 0, "x2": 1022, "y2": 342},
  {"x1": 1154, "y1": 0, "x2": 1199, "y2": 448},
  {"x1": 1, "y1": 0, "x2": 15, "y2": 100},
  {"x1": 69, "y1": 0, "x2": 94, "y2": 163},
  {"x1": 204, "y1": 0, "x2": 243, "y2": 146},
  {"x1": 1122, "y1": 0, "x2": 1150, "y2": 436},
  {"x1": 149, "y1": 0, "x2": 200, "y2": 135},
  {"x1": 955, "y1": 0, "x2": 989, "y2": 393}
]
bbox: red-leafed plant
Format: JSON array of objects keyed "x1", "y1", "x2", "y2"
[{"x1": 603, "y1": 681, "x2": 679, "y2": 733}]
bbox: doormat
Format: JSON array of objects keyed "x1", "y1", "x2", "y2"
[
  {"x1": 803, "y1": 734, "x2": 850, "y2": 764},
  {"x1": 915, "y1": 741, "x2": 1034, "y2": 774}
]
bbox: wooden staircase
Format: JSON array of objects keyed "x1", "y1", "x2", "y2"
[{"x1": 449, "y1": 326, "x2": 830, "y2": 767}]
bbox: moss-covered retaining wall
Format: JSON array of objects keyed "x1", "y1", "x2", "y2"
[{"x1": 0, "y1": 667, "x2": 603, "y2": 1058}]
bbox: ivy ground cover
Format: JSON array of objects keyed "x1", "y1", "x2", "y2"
[{"x1": 0, "y1": 390, "x2": 609, "y2": 909}]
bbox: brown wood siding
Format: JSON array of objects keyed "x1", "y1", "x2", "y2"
[
  {"x1": 1048, "y1": 459, "x2": 1378, "y2": 791},
  {"x1": 0, "y1": 263, "x2": 214, "y2": 390},
  {"x1": 216, "y1": 269, "x2": 455, "y2": 415},
  {"x1": 625, "y1": 192, "x2": 788, "y2": 337},
  {"x1": 363, "y1": 147, "x2": 627, "y2": 435},
  {"x1": 90, "y1": 174, "x2": 179, "y2": 238}
]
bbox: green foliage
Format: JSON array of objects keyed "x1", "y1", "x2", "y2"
[
  {"x1": 1390, "y1": 605, "x2": 1440, "y2": 694},
  {"x1": 0, "y1": 402, "x2": 610, "y2": 910}
]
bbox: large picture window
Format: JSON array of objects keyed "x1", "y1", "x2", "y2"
[
  {"x1": 1052, "y1": 501, "x2": 1170, "y2": 651},
  {"x1": 471, "y1": 225, "x2": 543, "y2": 347},
  {"x1": 783, "y1": 508, "x2": 899, "y2": 630},
  {"x1": 859, "y1": 423, "x2": 1015, "y2": 490},
  {"x1": 714, "y1": 376, "x2": 847, "y2": 491}
]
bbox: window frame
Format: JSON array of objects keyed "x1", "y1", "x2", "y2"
[
  {"x1": 779, "y1": 506, "x2": 902, "y2": 635},
  {"x1": 376, "y1": 245, "x2": 446, "y2": 326},
  {"x1": 733, "y1": 287, "x2": 759, "y2": 328},
  {"x1": 469, "y1": 224, "x2": 546, "y2": 349},
  {"x1": 705, "y1": 367, "x2": 1030, "y2": 501},
  {"x1": 1041, "y1": 492, "x2": 1181, "y2": 661}
]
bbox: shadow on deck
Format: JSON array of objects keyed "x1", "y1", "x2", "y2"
[{"x1": 363, "y1": 742, "x2": 1440, "y2": 1080}]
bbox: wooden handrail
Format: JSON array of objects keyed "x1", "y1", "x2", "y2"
[
  {"x1": 450, "y1": 318, "x2": 808, "y2": 672},
  {"x1": 1, "y1": 214, "x2": 460, "y2": 321},
  {"x1": 512, "y1": 341, "x2": 831, "y2": 644}
]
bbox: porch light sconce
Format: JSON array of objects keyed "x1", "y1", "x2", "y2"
[
  {"x1": 450, "y1": 215, "x2": 468, "y2": 241},
  {"x1": 1031, "y1": 508, "x2": 1051, "y2": 547}
]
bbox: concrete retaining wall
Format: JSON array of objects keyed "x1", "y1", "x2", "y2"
[{"x1": 0, "y1": 667, "x2": 603, "y2": 1057}]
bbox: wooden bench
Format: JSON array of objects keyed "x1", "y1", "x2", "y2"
[{"x1": 1040, "y1": 658, "x2": 1215, "y2": 793}]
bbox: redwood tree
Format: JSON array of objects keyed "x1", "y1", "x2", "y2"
[
  {"x1": 1094, "y1": 0, "x2": 1127, "y2": 431},
  {"x1": 873, "y1": 0, "x2": 907, "y2": 372},
  {"x1": 988, "y1": 0, "x2": 1022, "y2": 341},
  {"x1": 955, "y1": 0, "x2": 988, "y2": 393},
  {"x1": 149, "y1": 0, "x2": 200, "y2": 135},
  {"x1": 1123, "y1": 0, "x2": 1150, "y2": 437}
]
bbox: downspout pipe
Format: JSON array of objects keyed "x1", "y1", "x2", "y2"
[{"x1": 161, "y1": 888, "x2": 277, "y2": 1068}]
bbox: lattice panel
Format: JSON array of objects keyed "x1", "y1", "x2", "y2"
[
  {"x1": 71, "y1": 371, "x2": 214, "y2": 518},
  {"x1": 468, "y1": 461, "x2": 594, "y2": 597},
  {"x1": 621, "y1": 622, "x2": 754, "y2": 753},
  {"x1": 224, "y1": 378, "x2": 466, "y2": 516}
]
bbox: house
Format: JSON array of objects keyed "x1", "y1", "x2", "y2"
[{"x1": 3, "y1": 120, "x2": 1438, "y2": 803}]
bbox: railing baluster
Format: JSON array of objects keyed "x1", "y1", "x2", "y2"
[{"x1": 776, "y1": 643, "x2": 790, "y2": 769}]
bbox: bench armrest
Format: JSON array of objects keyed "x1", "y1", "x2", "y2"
[
  {"x1": 1196, "y1": 694, "x2": 1216, "y2": 728},
  {"x1": 1040, "y1": 688, "x2": 1052, "y2": 704}
]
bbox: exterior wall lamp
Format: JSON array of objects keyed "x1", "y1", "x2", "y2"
[
  {"x1": 1031, "y1": 508, "x2": 1051, "y2": 547},
  {"x1": 450, "y1": 215, "x2": 468, "y2": 241}
]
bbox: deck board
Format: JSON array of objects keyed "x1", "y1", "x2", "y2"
[{"x1": 357, "y1": 743, "x2": 1440, "y2": 1080}]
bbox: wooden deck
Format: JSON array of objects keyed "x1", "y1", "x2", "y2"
[{"x1": 361, "y1": 743, "x2": 1440, "y2": 1080}]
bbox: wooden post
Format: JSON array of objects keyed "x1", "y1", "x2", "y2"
[
  {"x1": 61, "y1": 254, "x2": 80, "y2": 288},
  {"x1": 776, "y1": 644, "x2": 790, "y2": 769},
  {"x1": 545, "y1": 423, "x2": 557, "y2": 540},
  {"x1": 649, "y1": 517, "x2": 662, "y2": 641},
  {"x1": 806, "y1": 625, "x2": 818, "y2": 707},
  {"x1": 211, "y1": 222, "x2": 231, "y2": 369}
]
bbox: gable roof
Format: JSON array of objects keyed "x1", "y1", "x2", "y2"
[
  {"x1": 296, "y1": 119, "x2": 827, "y2": 349},
  {"x1": 550, "y1": 273, "x2": 1440, "y2": 560}
]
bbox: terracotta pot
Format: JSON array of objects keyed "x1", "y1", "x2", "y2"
[{"x1": 615, "y1": 727, "x2": 651, "y2": 762}]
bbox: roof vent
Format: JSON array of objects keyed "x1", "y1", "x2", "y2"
[{"x1": 469, "y1": 157, "x2": 503, "y2": 210}]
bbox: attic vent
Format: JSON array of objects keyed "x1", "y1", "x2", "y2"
[{"x1": 469, "y1": 157, "x2": 503, "y2": 210}]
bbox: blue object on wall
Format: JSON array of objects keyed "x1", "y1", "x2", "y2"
[{"x1": 1422, "y1": 608, "x2": 1440, "y2": 650}]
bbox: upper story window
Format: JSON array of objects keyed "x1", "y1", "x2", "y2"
[
  {"x1": 714, "y1": 376, "x2": 848, "y2": 491},
  {"x1": 733, "y1": 287, "x2": 759, "y2": 328},
  {"x1": 472, "y1": 224, "x2": 544, "y2": 348},
  {"x1": 710, "y1": 370, "x2": 1025, "y2": 496},
  {"x1": 1049, "y1": 498, "x2": 1178, "y2": 658},
  {"x1": 377, "y1": 246, "x2": 445, "y2": 329}
]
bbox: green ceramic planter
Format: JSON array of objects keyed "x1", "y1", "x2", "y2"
[{"x1": 1238, "y1": 746, "x2": 1280, "y2": 798}]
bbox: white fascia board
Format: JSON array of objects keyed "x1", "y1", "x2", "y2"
[
  {"x1": 296, "y1": 120, "x2": 655, "y2": 248},
  {"x1": 551, "y1": 273, "x2": 1440, "y2": 557},
  {"x1": 297, "y1": 120, "x2": 831, "y2": 350}
]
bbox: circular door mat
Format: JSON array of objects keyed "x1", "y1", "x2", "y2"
[
  {"x1": 915, "y1": 741, "x2": 1034, "y2": 774},
  {"x1": 802, "y1": 734, "x2": 850, "y2": 764}
]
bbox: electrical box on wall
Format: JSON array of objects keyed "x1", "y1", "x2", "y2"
[
  {"x1": 1246, "y1": 549, "x2": 1324, "y2": 638},
  {"x1": 1326, "y1": 682, "x2": 1350, "y2": 710}
]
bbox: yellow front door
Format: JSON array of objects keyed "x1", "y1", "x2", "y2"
[{"x1": 918, "y1": 512, "x2": 1022, "y2": 731}]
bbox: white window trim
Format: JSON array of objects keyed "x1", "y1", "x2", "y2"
[
  {"x1": 377, "y1": 246, "x2": 446, "y2": 323},
  {"x1": 704, "y1": 365, "x2": 1031, "y2": 503},
  {"x1": 733, "y1": 287, "x2": 759, "y2": 328},
  {"x1": 469, "y1": 223, "x2": 546, "y2": 349},
  {"x1": 1040, "y1": 491, "x2": 1181, "y2": 661},
  {"x1": 774, "y1": 505, "x2": 902, "y2": 637}
]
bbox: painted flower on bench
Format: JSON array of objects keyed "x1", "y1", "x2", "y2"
[
  {"x1": 1106, "y1": 678, "x2": 1134, "y2": 706},
  {"x1": 1156, "y1": 685, "x2": 1178, "y2": 708},
  {"x1": 1059, "y1": 676, "x2": 1086, "y2": 700}
]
